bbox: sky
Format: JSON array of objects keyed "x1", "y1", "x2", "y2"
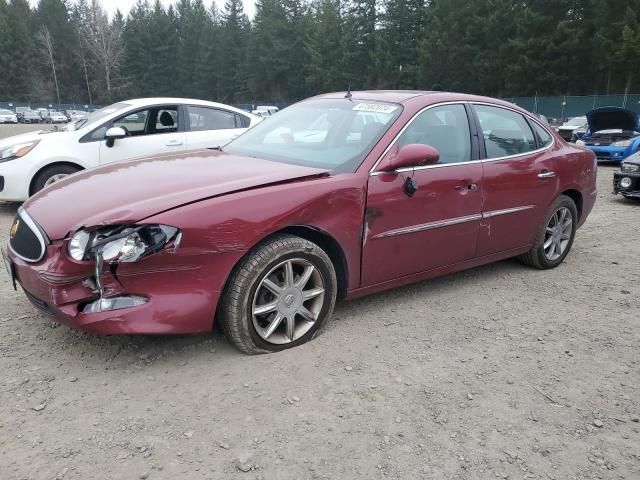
[{"x1": 28, "y1": 0, "x2": 256, "y2": 18}]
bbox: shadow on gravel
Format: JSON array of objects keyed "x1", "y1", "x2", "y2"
[
  {"x1": 0, "y1": 201, "x2": 21, "y2": 215},
  {"x1": 16, "y1": 258, "x2": 524, "y2": 364}
]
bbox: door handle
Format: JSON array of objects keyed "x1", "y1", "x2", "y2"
[
  {"x1": 538, "y1": 170, "x2": 556, "y2": 179},
  {"x1": 166, "y1": 140, "x2": 183, "y2": 147},
  {"x1": 455, "y1": 183, "x2": 478, "y2": 192}
]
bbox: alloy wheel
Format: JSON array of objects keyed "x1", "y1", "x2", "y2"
[
  {"x1": 543, "y1": 207, "x2": 573, "y2": 261},
  {"x1": 43, "y1": 174, "x2": 69, "y2": 187},
  {"x1": 252, "y1": 258, "x2": 325, "y2": 345}
]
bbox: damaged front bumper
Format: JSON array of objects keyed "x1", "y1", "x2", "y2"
[{"x1": 5, "y1": 239, "x2": 223, "y2": 334}]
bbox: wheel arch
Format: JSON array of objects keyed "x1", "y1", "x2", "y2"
[
  {"x1": 276, "y1": 225, "x2": 349, "y2": 300},
  {"x1": 29, "y1": 161, "x2": 84, "y2": 195},
  {"x1": 560, "y1": 189, "x2": 583, "y2": 222},
  {"x1": 213, "y1": 224, "x2": 350, "y2": 335}
]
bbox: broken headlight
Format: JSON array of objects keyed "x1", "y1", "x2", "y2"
[{"x1": 67, "y1": 225, "x2": 180, "y2": 262}]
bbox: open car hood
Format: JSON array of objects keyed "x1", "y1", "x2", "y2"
[
  {"x1": 23, "y1": 149, "x2": 330, "y2": 240},
  {"x1": 587, "y1": 107, "x2": 640, "y2": 133}
]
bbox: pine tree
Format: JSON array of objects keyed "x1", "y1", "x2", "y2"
[
  {"x1": 305, "y1": 0, "x2": 343, "y2": 93},
  {"x1": 378, "y1": 0, "x2": 427, "y2": 89},
  {"x1": 3, "y1": 0, "x2": 37, "y2": 101},
  {"x1": 341, "y1": 0, "x2": 378, "y2": 89},
  {"x1": 219, "y1": 0, "x2": 251, "y2": 102},
  {"x1": 35, "y1": 0, "x2": 82, "y2": 103}
]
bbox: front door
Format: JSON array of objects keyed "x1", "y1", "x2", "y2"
[
  {"x1": 362, "y1": 103, "x2": 484, "y2": 287},
  {"x1": 99, "y1": 105, "x2": 187, "y2": 165}
]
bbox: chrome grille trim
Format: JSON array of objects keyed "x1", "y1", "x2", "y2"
[{"x1": 8, "y1": 207, "x2": 48, "y2": 263}]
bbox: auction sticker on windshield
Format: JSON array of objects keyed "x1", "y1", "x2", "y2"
[{"x1": 352, "y1": 103, "x2": 398, "y2": 114}]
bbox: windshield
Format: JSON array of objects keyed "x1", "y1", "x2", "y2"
[
  {"x1": 225, "y1": 99, "x2": 401, "y2": 173},
  {"x1": 0, "y1": 109, "x2": 13, "y2": 115},
  {"x1": 66, "y1": 102, "x2": 130, "y2": 131},
  {"x1": 565, "y1": 117, "x2": 586, "y2": 126}
]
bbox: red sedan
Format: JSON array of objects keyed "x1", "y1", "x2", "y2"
[{"x1": 3, "y1": 91, "x2": 597, "y2": 354}]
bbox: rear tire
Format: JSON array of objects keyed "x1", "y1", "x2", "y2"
[
  {"x1": 219, "y1": 234, "x2": 337, "y2": 355},
  {"x1": 519, "y1": 194, "x2": 578, "y2": 269},
  {"x1": 31, "y1": 165, "x2": 81, "y2": 195}
]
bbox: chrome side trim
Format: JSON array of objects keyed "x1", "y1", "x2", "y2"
[
  {"x1": 372, "y1": 213, "x2": 482, "y2": 239},
  {"x1": 369, "y1": 101, "x2": 556, "y2": 176},
  {"x1": 482, "y1": 205, "x2": 535, "y2": 219},
  {"x1": 8, "y1": 207, "x2": 48, "y2": 263}
]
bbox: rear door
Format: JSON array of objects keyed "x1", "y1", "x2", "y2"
[
  {"x1": 362, "y1": 103, "x2": 484, "y2": 286},
  {"x1": 98, "y1": 105, "x2": 187, "y2": 165},
  {"x1": 472, "y1": 104, "x2": 558, "y2": 256},
  {"x1": 185, "y1": 106, "x2": 250, "y2": 150}
]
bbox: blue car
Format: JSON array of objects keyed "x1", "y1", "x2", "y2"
[{"x1": 576, "y1": 107, "x2": 640, "y2": 162}]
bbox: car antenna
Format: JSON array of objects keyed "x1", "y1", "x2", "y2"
[{"x1": 345, "y1": 84, "x2": 352, "y2": 100}]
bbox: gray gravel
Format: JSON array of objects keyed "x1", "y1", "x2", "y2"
[{"x1": 0, "y1": 123, "x2": 638, "y2": 479}]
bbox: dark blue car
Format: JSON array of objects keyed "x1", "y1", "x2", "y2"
[{"x1": 576, "y1": 107, "x2": 640, "y2": 162}]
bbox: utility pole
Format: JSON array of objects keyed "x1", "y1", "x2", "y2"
[{"x1": 39, "y1": 27, "x2": 61, "y2": 107}]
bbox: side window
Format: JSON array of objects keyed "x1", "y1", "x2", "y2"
[
  {"x1": 397, "y1": 104, "x2": 471, "y2": 164},
  {"x1": 474, "y1": 105, "x2": 536, "y2": 158},
  {"x1": 188, "y1": 106, "x2": 237, "y2": 131},
  {"x1": 235, "y1": 113, "x2": 250, "y2": 128},
  {"x1": 111, "y1": 106, "x2": 178, "y2": 136},
  {"x1": 113, "y1": 110, "x2": 149, "y2": 135},
  {"x1": 530, "y1": 121, "x2": 553, "y2": 147},
  {"x1": 155, "y1": 109, "x2": 178, "y2": 133}
]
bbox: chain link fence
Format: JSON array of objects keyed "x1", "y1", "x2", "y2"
[{"x1": 502, "y1": 94, "x2": 640, "y2": 118}]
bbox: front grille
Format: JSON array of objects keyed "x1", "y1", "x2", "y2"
[
  {"x1": 9, "y1": 208, "x2": 48, "y2": 262},
  {"x1": 23, "y1": 289, "x2": 54, "y2": 314},
  {"x1": 585, "y1": 139, "x2": 612, "y2": 146},
  {"x1": 595, "y1": 151, "x2": 612, "y2": 160}
]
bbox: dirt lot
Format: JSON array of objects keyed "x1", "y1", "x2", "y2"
[{"x1": 0, "y1": 124, "x2": 638, "y2": 480}]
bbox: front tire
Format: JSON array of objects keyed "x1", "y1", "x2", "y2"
[
  {"x1": 520, "y1": 194, "x2": 578, "y2": 269},
  {"x1": 219, "y1": 235, "x2": 337, "y2": 354},
  {"x1": 31, "y1": 165, "x2": 81, "y2": 195}
]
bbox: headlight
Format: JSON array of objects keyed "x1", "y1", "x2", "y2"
[
  {"x1": 621, "y1": 162, "x2": 640, "y2": 173},
  {"x1": 612, "y1": 140, "x2": 632, "y2": 147},
  {"x1": 576, "y1": 139, "x2": 586, "y2": 146},
  {"x1": 0, "y1": 140, "x2": 40, "y2": 163},
  {"x1": 68, "y1": 225, "x2": 180, "y2": 262}
]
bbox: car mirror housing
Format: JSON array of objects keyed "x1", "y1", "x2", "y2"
[
  {"x1": 105, "y1": 127, "x2": 127, "y2": 148},
  {"x1": 378, "y1": 144, "x2": 440, "y2": 172}
]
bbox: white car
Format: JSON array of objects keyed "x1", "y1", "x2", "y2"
[
  {"x1": 0, "y1": 98, "x2": 262, "y2": 201},
  {"x1": 0, "y1": 109, "x2": 18, "y2": 124},
  {"x1": 556, "y1": 116, "x2": 587, "y2": 142},
  {"x1": 48, "y1": 111, "x2": 68, "y2": 123},
  {"x1": 251, "y1": 105, "x2": 280, "y2": 117}
]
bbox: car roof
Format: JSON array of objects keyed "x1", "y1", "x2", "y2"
[
  {"x1": 123, "y1": 97, "x2": 256, "y2": 117},
  {"x1": 313, "y1": 90, "x2": 525, "y2": 109}
]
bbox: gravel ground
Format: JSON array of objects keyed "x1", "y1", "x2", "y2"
[{"x1": 0, "y1": 124, "x2": 638, "y2": 480}]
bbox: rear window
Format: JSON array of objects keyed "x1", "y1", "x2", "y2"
[{"x1": 531, "y1": 121, "x2": 553, "y2": 147}]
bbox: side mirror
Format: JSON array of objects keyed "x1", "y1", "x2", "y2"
[
  {"x1": 105, "y1": 126, "x2": 127, "y2": 148},
  {"x1": 378, "y1": 143, "x2": 440, "y2": 172}
]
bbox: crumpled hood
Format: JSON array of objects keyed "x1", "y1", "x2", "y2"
[
  {"x1": 23, "y1": 149, "x2": 330, "y2": 240},
  {"x1": 587, "y1": 107, "x2": 640, "y2": 133}
]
